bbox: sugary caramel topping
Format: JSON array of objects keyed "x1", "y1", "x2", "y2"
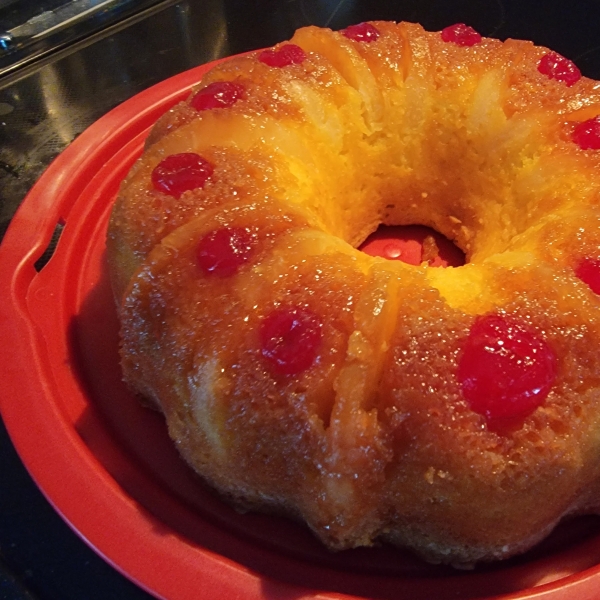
[
  {"x1": 572, "y1": 116, "x2": 600, "y2": 149},
  {"x1": 342, "y1": 22, "x2": 380, "y2": 43},
  {"x1": 196, "y1": 227, "x2": 255, "y2": 276},
  {"x1": 260, "y1": 307, "x2": 322, "y2": 375},
  {"x1": 440, "y1": 23, "x2": 482, "y2": 47},
  {"x1": 537, "y1": 51, "x2": 581, "y2": 87},
  {"x1": 151, "y1": 153, "x2": 213, "y2": 198},
  {"x1": 190, "y1": 81, "x2": 245, "y2": 111},
  {"x1": 458, "y1": 314, "x2": 557, "y2": 426},
  {"x1": 258, "y1": 44, "x2": 307, "y2": 67}
]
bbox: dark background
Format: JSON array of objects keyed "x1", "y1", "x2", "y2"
[{"x1": 1, "y1": 0, "x2": 600, "y2": 598}]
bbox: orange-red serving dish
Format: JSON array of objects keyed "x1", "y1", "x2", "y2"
[{"x1": 2, "y1": 57, "x2": 600, "y2": 600}]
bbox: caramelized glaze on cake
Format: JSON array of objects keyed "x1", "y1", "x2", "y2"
[{"x1": 107, "y1": 21, "x2": 600, "y2": 565}]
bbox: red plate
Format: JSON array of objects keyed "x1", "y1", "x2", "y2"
[{"x1": 2, "y1": 57, "x2": 600, "y2": 600}]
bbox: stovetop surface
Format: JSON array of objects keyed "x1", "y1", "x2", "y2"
[{"x1": 1, "y1": 1, "x2": 600, "y2": 598}]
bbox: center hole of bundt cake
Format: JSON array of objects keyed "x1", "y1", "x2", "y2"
[{"x1": 359, "y1": 225, "x2": 465, "y2": 267}]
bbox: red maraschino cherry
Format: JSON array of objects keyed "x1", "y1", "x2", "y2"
[
  {"x1": 342, "y1": 22, "x2": 380, "y2": 43},
  {"x1": 458, "y1": 314, "x2": 557, "y2": 426},
  {"x1": 196, "y1": 227, "x2": 255, "y2": 277},
  {"x1": 260, "y1": 307, "x2": 322, "y2": 375},
  {"x1": 572, "y1": 117, "x2": 600, "y2": 150},
  {"x1": 537, "y1": 51, "x2": 581, "y2": 87},
  {"x1": 575, "y1": 256, "x2": 600, "y2": 294},
  {"x1": 190, "y1": 81, "x2": 245, "y2": 111},
  {"x1": 441, "y1": 23, "x2": 482, "y2": 47},
  {"x1": 259, "y1": 44, "x2": 306, "y2": 68},
  {"x1": 151, "y1": 153, "x2": 213, "y2": 198}
]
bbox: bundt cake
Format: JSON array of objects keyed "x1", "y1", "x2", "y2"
[{"x1": 106, "y1": 21, "x2": 600, "y2": 566}]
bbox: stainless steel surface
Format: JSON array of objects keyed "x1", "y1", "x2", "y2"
[
  {"x1": 0, "y1": 0, "x2": 170, "y2": 77},
  {"x1": 0, "y1": 0, "x2": 228, "y2": 240},
  {"x1": 3, "y1": 0, "x2": 133, "y2": 43}
]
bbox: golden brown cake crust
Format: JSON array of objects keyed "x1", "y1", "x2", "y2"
[{"x1": 107, "y1": 21, "x2": 600, "y2": 566}]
